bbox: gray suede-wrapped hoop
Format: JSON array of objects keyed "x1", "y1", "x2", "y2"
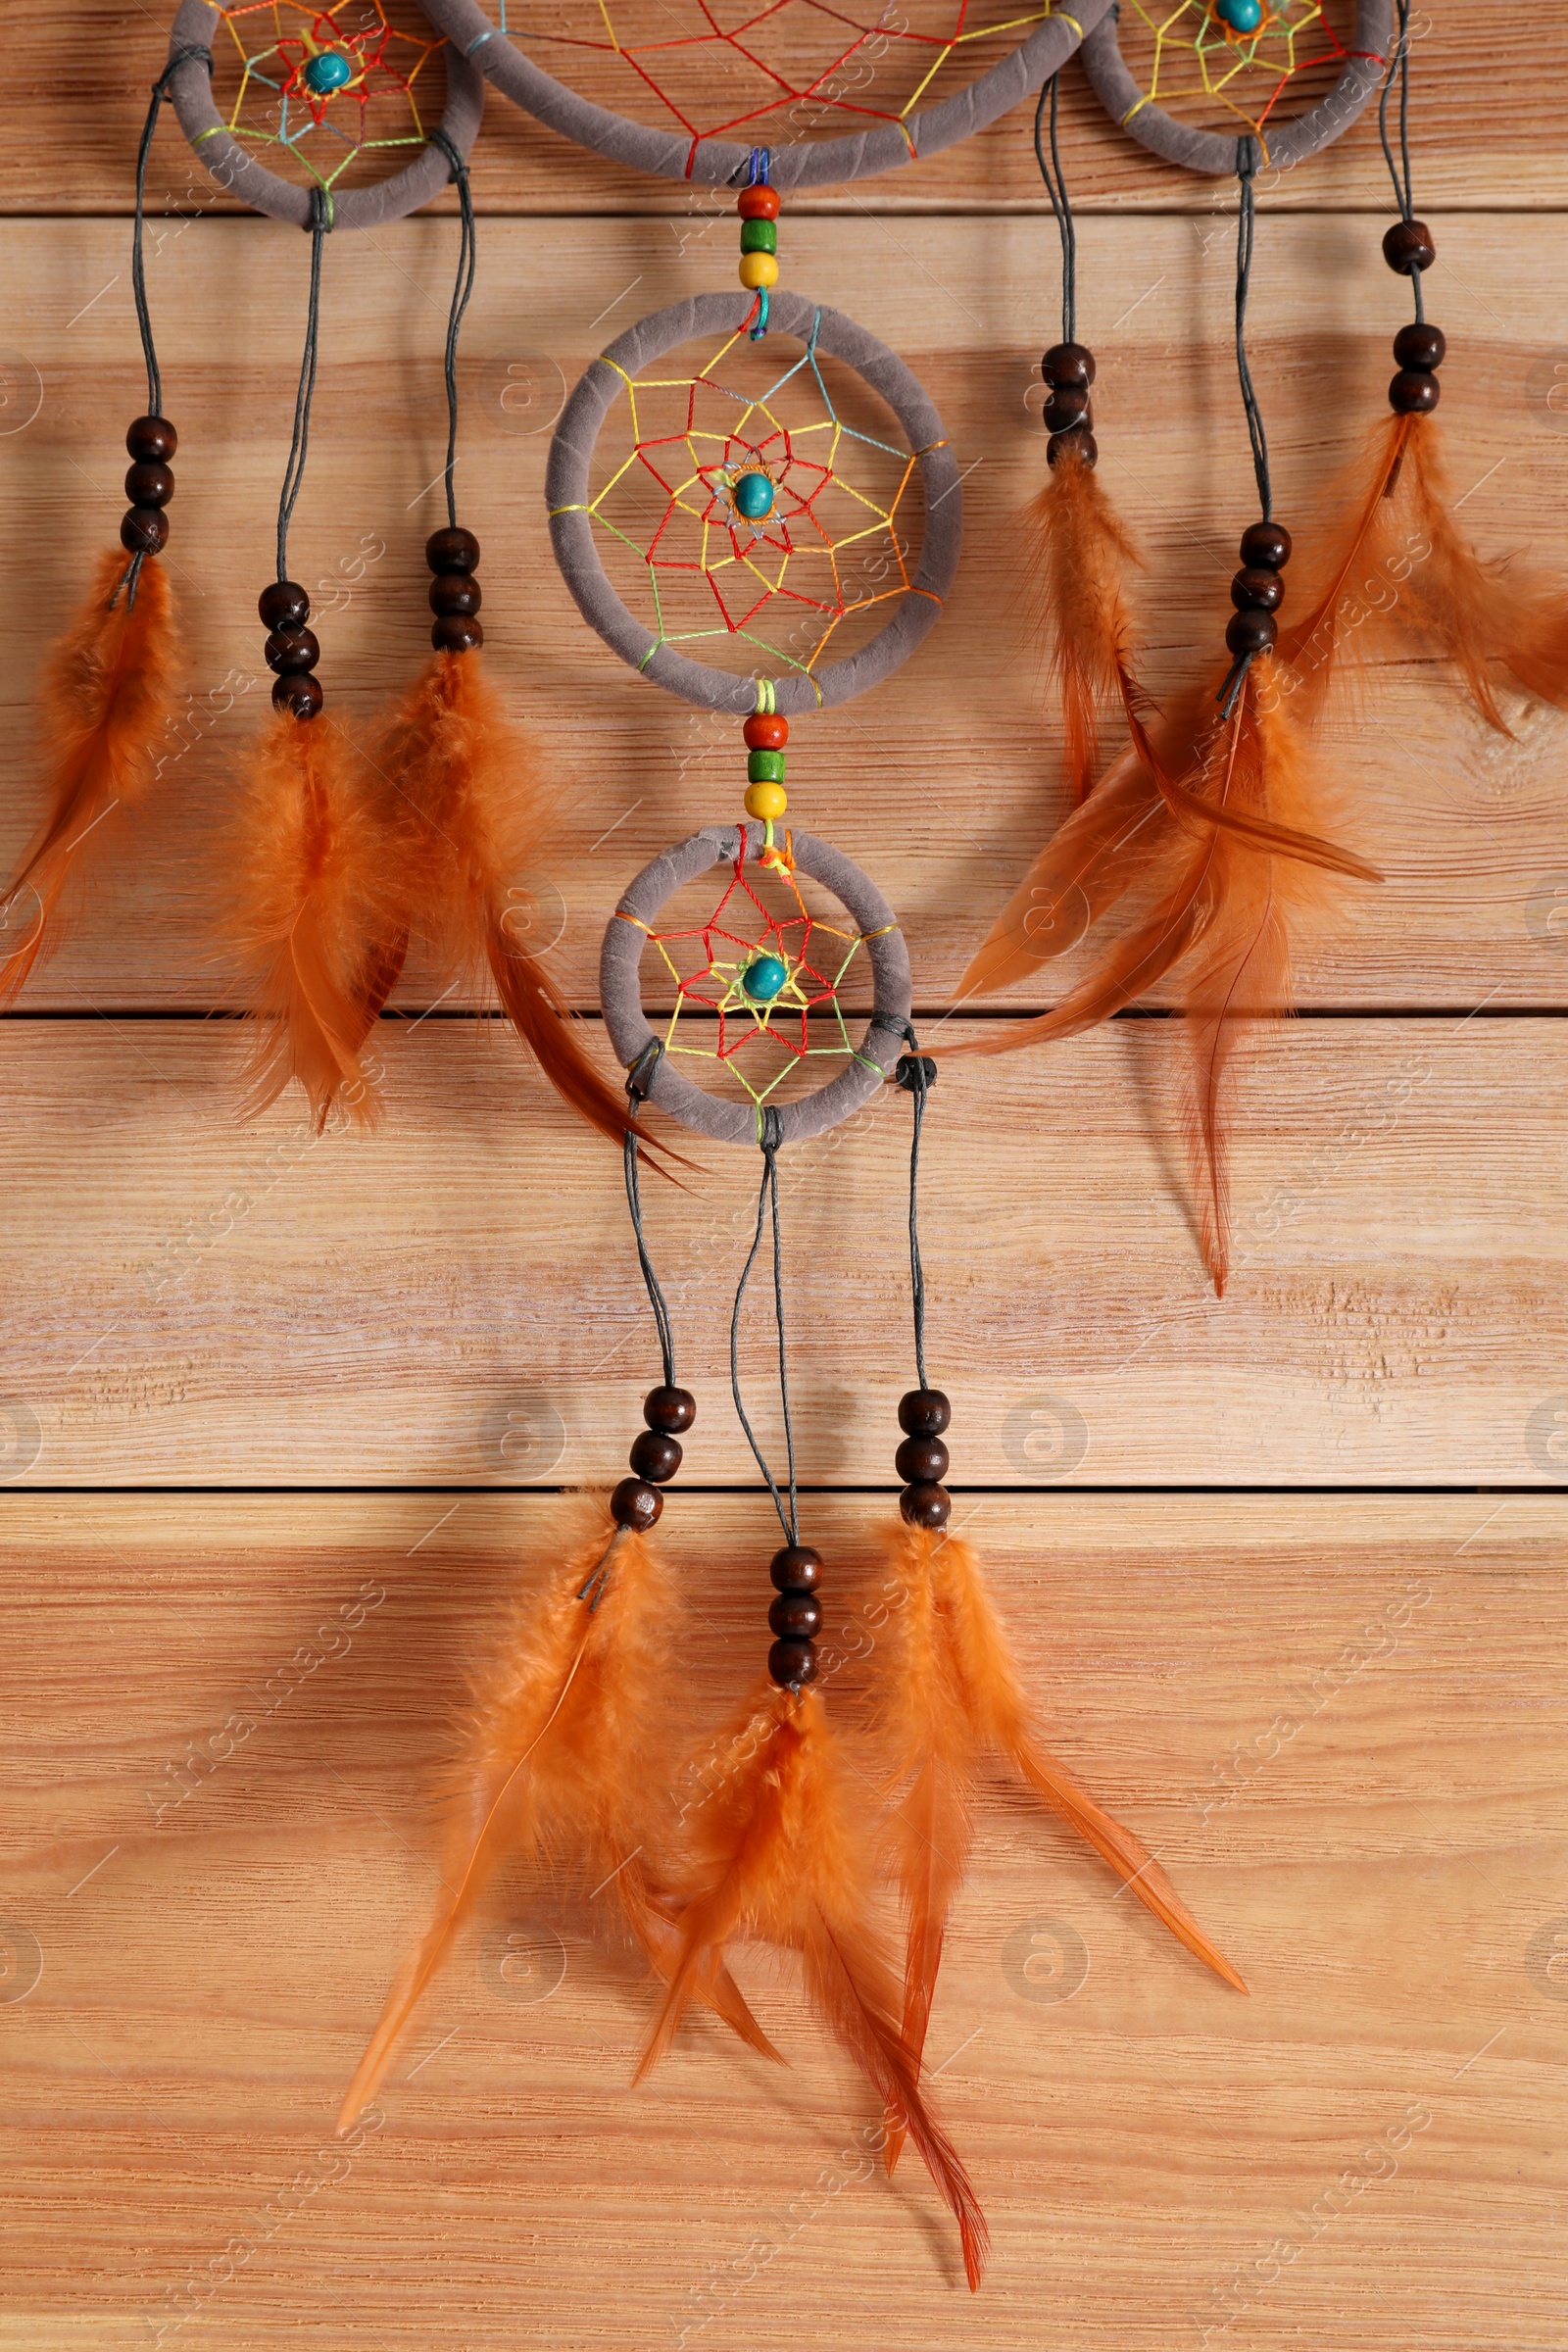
[
  {"x1": 168, "y1": 0, "x2": 484, "y2": 227},
  {"x1": 1080, "y1": 0, "x2": 1392, "y2": 175},
  {"x1": 420, "y1": 0, "x2": 1112, "y2": 187},
  {"x1": 601, "y1": 823, "x2": 911, "y2": 1146},
  {"x1": 548, "y1": 290, "x2": 960, "y2": 716}
]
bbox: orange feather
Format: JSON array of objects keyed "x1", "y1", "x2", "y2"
[
  {"x1": 1022, "y1": 447, "x2": 1144, "y2": 804},
  {"x1": 339, "y1": 1512, "x2": 776, "y2": 2133},
  {"x1": 642, "y1": 1679, "x2": 989, "y2": 2291},
  {"x1": 1286, "y1": 412, "x2": 1568, "y2": 728},
  {"x1": 945, "y1": 657, "x2": 1374, "y2": 1293},
  {"x1": 2, "y1": 550, "x2": 179, "y2": 1004},
  {"x1": 873, "y1": 1523, "x2": 1244, "y2": 2167},
  {"x1": 375, "y1": 650, "x2": 668, "y2": 1157},
  {"x1": 226, "y1": 708, "x2": 397, "y2": 1132}
]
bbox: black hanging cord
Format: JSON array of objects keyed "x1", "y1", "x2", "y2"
[
  {"x1": 730, "y1": 1107, "x2": 798, "y2": 1547},
  {"x1": 1377, "y1": 0, "x2": 1423, "y2": 324},
  {"x1": 276, "y1": 185, "x2": 331, "y2": 583},
  {"x1": 1217, "y1": 138, "x2": 1273, "y2": 719},
  {"x1": 1033, "y1": 73, "x2": 1075, "y2": 348},
  {"x1": 131, "y1": 47, "x2": 212, "y2": 420},
  {"x1": 428, "y1": 127, "x2": 477, "y2": 530},
  {"x1": 897, "y1": 1030, "x2": 934, "y2": 1394},
  {"x1": 622, "y1": 1046, "x2": 676, "y2": 1391}
]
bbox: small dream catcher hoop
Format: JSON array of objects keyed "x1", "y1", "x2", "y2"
[
  {"x1": 420, "y1": 0, "x2": 1114, "y2": 187},
  {"x1": 341, "y1": 270, "x2": 1245, "y2": 2285}
]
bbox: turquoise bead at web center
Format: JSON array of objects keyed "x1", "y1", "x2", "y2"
[
  {"x1": 743, "y1": 954, "x2": 789, "y2": 1003},
  {"x1": 1214, "y1": 0, "x2": 1264, "y2": 33},
  {"x1": 733, "y1": 470, "x2": 775, "y2": 520},
  {"x1": 305, "y1": 50, "x2": 354, "y2": 94}
]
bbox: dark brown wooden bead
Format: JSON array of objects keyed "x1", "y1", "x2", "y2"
[
  {"x1": 629, "y1": 1429, "x2": 682, "y2": 1485},
  {"x1": 271, "y1": 672, "x2": 323, "y2": 719},
  {"x1": 896, "y1": 1434, "x2": 950, "y2": 1485},
  {"x1": 1042, "y1": 341, "x2": 1096, "y2": 388},
  {"x1": 900, "y1": 1483, "x2": 952, "y2": 1531},
  {"x1": 898, "y1": 1389, "x2": 952, "y2": 1439},
  {"x1": 611, "y1": 1476, "x2": 663, "y2": 1532},
  {"x1": 426, "y1": 525, "x2": 480, "y2": 574},
  {"x1": 1046, "y1": 427, "x2": 1097, "y2": 471},
  {"x1": 125, "y1": 461, "x2": 174, "y2": 510},
  {"x1": 769, "y1": 1544, "x2": 822, "y2": 1592},
  {"x1": 259, "y1": 580, "x2": 310, "y2": 630},
  {"x1": 1231, "y1": 565, "x2": 1284, "y2": 613},
  {"x1": 1044, "y1": 384, "x2": 1091, "y2": 432},
  {"x1": 1394, "y1": 321, "x2": 1446, "y2": 372},
  {"x1": 1225, "y1": 608, "x2": 1279, "y2": 659},
  {"x1": 767, "y1": 1636, "x2": 817, "y2": 1688},
  {"x1": 120, "y1": 507, "x2": 168, "y2": 555},
  {"x1": 432, "y1": 613, "x2": 483, "y2": 655},
  {"x1": 1239, "y1": 520, "x2": 1291, "y2": 572},
  {"x1": 126, "y1": 415, "x2": 176, "y2": 464},
  {"x1": 1390, "y1": 368, "x2": 1441, "y2": 415},
  {"x1": 265, "y1": 626, "x2": 319, "y2": 675},
  {"x1": 429, "y1": 571, "x2": 482, "y2": 617},
  {"x1": 643, "y1": 1385, "x2": 696, "y2": 1434},
  {"x1": 768, "y1": 1592, "x2": 822, "y2": 1640},
  {"x1": 1383, "y1": 219, "x2": 1436, "y2": 276}
]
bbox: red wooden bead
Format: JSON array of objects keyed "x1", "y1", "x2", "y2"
[
  {"x1": 744, "y1": 712, "x2": 789, "y2": 751},
  {"x1": 738, "y1": 186, "x2": 780, "y2": 220}
]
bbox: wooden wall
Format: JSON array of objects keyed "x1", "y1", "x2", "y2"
[{"x1": 2, "y1": 7, "x2": 1565, "y2": 2348}]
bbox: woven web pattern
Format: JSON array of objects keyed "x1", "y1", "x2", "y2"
[
  {"x1": 495, "y1": 0, "x2": 1054, "y2": 165},
  {"x1": 214, "y1": 4, "x2": 442, "y2": 190},
  {"x1": 627, "y1": 842, "x2": 879, "y2": 1112},
  {"x1": 576, "y1": 312, "x2": 934, "y2": 685},
  {"x1": 1121, "y1": 1, "x2": 1352, "y2": 141}
]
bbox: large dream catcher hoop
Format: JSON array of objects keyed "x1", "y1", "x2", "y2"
[{"x1": 421, "y1": 0, "x2": 1114, "y2": 186}]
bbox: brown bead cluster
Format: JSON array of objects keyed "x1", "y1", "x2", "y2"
[
  {"x1": 427, "y1": 525, "x2": 483, "y2": 654},
  {"x1": 121, "y1": 416, "x2": 177, "y2": 558},
  {"x1": 610, "y1": 1384, "x2": 694, "y2": 1534},
  {"x1": 1225, "y1": 519, "x2": 1293, "y2": 662},
  {"x1": 897, "y1": 1387, "x2": 952, "y2": 1530},
  {"x1": 1389, "y1": 320, "x2": 1446, "y2": 416},
  {"x1": 261, "y1": 579, "x2": 322, "y2": 718},
  {"x1": 1041, "y1": 342, "x2": 1097, "y2": 469},
  {"x1": 767, "y1": 1543, "x2": 821, "y2": 1689}
]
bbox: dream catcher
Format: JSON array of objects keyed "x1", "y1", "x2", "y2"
[
  {"x1": 953, "y1": 0, "x2": 1568, "y2": 1294},
  {"x1": 339, "y1": 280, "x2": 1243, "y2": 2280}
]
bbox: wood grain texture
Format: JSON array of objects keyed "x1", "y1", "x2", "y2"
[
  {"x1": 7, "y1": 2, "x2": 1566, "y2": 216},
  {"x1": 2, "y1": 1494, "x2": 1564, "y2": 2351},
  {"x1": 0, "y1": 1012, "x2": 1560, "y2": 1488},
  {"x1": 4, "y1": 216, "x2": 1568, "y2": 1014}
]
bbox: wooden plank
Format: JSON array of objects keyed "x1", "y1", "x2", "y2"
[
  {"x1": 8, "y1": 3, "x2": 1565, "y2": 216},
  {"x1": 0, "y1": 1012, "x2": 1561, "y2": 1488},
  {"x1": 4, "y1": 216, "x2": 1568, "y2": 1013},
  {"x1": 2, "y1": 1493, "x2": 1563, "y2": 2349}
]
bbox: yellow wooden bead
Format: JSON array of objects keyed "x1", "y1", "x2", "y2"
[
  {"x1": 739, "y1": 252, "x2": 779, "y2": 290},
  {"x1": 745, "y1": 779, "x2": 787, "y2": 820}
]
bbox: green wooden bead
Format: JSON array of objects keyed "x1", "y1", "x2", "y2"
[
  {"x1": 740, "y1": 219, "x2": 777, "y2": 256},
  {"x1": 747, "y1": 748, "x2": 786, "y2": 784}
]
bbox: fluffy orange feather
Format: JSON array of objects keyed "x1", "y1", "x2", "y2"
[
  {"x1": 227, "y1": 708, "x2": 398, "y2": 1132},
  {"x1": 1286, "y1": 412, "x2": 1568, "y2": 728},
  {"x1": 1023, "y1": 446, "x2": 1144, "y2": 804},
  {"x1": 642, "y1": 1679, "x2": 989, "y2": 2291},
  {"x1": 2, "y1": 550, "x2": 179, "y2": 1004},
  {"x1": 945, "y1": 656, "x2": 1377, "y2": 1292},
  {"x1": 375, "y1": 651, "x2": 666, "y2": 1156},
  {"x1": 338, "y1": 1512, "x2": 775, "y2": 2133},
  {"x1": 873, "y1": 1523, "x2": 1244, "y2": 2166}
]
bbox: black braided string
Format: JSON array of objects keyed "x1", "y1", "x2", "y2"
[
  {"x1": 1033, "y1": 73, "x2": 1076, "y2": 349},
  {"x1": 122, "y1": 46, "x2": 212, "y2": 607},
  {"x1": 730, "y1": 1107, "x2": 798, "y2": 1546},
  {"x1": 622, "y1": 1046, "x2": 676, "y2": 1390},
  {"x1": 1218, "y1": 137, "x2": 1272, "y2": 718},
  {"x1": 276, "y1": 185, "x2": 330, "y2": 582},
  {"x1": 428, "y1": 127, "x2": 477, "y2": 530},
  {"x1": 1378, "y1": 0, "x2": 1424, "y2": 325}
]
